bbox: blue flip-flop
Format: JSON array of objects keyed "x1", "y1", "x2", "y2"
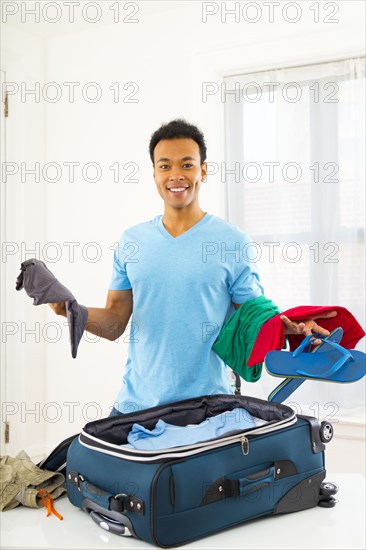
[
  {"x1": 265, "y1": 330, "x2": 366, "y2": 384},
  {"x1": 268, "y1": 328, "x2": 343, "y2": 403}
]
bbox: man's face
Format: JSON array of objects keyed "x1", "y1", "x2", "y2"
[{"x1": 153, "y1": 138, "x2": 207, "y2": 210}]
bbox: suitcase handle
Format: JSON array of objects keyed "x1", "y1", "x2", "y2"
[
  {"x1": 238, "y1": 466, "x2": 275, "y2": 495},
  {"x1": 89, "y1": 510, "x2": 132, "y2": 536},
  {"x1": 82, "y1": 498, "x2": 137, "y2": 538},
  {"x1": 201, "y1": 466, "x2": 277, "y2": 505},
  {"x1": 76, "y1": 476, "x2": 144, "y2": 515}
]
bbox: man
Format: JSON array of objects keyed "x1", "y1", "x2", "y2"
[{"x1": 50, "y1": 119, "x2": 335, "y2": 415}]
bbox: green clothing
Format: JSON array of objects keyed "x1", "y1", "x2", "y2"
[
  {"x1": 212, "y1": 295, "x2": 281, "y2": 382},
  {"x1": 0, "y1": 451, "x2": 65, "y2": 511}
]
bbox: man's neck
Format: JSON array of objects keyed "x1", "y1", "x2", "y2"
[{"x1": 162, "y1": 206, "x2": 207, "y2": 236}]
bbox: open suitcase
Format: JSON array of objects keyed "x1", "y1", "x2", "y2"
[{"x1": 66, "y1": 393, "x2": 334, "y2": 548}]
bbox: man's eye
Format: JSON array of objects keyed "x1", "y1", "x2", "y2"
[
  {"x1": 159, "y1": 165, "x2": 169, "y2": 170},
  {"x1": 183, "y1": 163, "x2": 193, "y2": 168}
]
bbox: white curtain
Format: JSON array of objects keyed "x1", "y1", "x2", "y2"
[{"x1": 224, "y1": 57, "x2": 365, "y2": 417}]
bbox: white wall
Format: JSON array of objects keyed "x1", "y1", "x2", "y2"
[{"x1": 1, "y1": 1, "x2": 365, "y2": 464}]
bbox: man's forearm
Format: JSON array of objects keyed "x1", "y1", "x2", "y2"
[
  {"x1": 53, "y1": 305, "x2": 128, "y2": 341},
  {"x1": 85, "y1": 307, "x2": 128, "y2": 341}
]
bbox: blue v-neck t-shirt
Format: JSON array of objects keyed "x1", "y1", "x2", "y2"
[{"x1": 109, "y1": 213, "x2": 264, "y2": 412}]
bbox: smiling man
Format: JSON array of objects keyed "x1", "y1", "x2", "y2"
[
  {"x1": 50, "y1": 119, "x2": 335, "y2": 415},
  {"x1": 152, "y1": 132, "x2": 207, "y2": 236}
]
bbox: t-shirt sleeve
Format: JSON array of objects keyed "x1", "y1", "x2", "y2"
[
  {"x1": 227, "y1": 233, "x2": 264, "y2": 304},
  {"x1": 109, "y1": 232, "x2": 133, "y2": 291}
]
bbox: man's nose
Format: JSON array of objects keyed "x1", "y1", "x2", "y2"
[{"x1": 169, "y1": 174, "x2": 185, "y2": 181}]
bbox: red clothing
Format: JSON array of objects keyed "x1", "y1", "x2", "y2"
[{"x1": 247, "y1": 305, "x2": 365, "y2": 366}]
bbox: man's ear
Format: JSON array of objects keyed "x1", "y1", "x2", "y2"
[
  {"x1": 152, "y1": 163, "x2": 155, "y2": 178},
  {"x1": 201, "y1": 162, "x2": 207, "y2": 182}
]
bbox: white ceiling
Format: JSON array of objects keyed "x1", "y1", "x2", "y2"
[{"x1": 3, "y1": 1, "x2": 192, "y2": 39}]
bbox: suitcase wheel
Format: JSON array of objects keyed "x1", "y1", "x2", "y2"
[
  {"x1": 318, "y1": 496, "x2": 337, "y2": 508},
  {"x1": 320, "y1": 481, "x2": 338, "y2": 496},
  {"x1": 320, "y1": 421, "x2": 333, "y2": 443}
]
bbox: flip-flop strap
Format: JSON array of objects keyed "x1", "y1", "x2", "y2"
[
  {"x1": 293, "y1": 334, "x2": 323, "y2": 357},
  {"x1": 296, "y1": 340, "x2": 354, "y2": 378},
  {"x1": 301, "y1": 332, "x2": 329, "y2": 353}
]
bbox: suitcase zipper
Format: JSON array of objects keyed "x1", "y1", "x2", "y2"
[
  {"x1": 79, "y1": 414, "x2": 297, "y2": 462},
  {"x1": 241, "y1": 436, "x2": 249, "y2": 455}
]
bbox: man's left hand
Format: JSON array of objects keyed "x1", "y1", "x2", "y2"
[{"x1": 280, "y1": 311, "x2": 338, "y2": 346}]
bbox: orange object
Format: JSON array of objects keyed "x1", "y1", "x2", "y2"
[{"x1": 38, "y1": 489, "x2": 63, "y2": 521}]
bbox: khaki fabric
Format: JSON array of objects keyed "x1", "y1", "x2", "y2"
[{"x1": 0, "y1": 451, "x2": 66, "y2": 511}]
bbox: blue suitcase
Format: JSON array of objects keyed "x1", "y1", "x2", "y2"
[{"x1": 66, "y1": 394, "x2": 333, "y2": 547}]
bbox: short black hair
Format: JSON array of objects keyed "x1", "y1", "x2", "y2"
[{"x1": 149, "y1": 118, "x2": 207, "y2": 165}]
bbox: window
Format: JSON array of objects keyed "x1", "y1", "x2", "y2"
[{"x1": 224, "y1": 57, "x2": 365, "y2": 410}]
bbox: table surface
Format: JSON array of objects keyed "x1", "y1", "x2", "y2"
[{"x1": 1, "y1": 474, "x2": 365, "y2": 550}]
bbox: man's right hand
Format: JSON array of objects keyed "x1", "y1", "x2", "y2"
[
  {"x1": 49, "y1": 302, "x2": 67, "y2": 317},
  {"x1": 48, "y1": 290, "x2": 133, "y2": 341}
]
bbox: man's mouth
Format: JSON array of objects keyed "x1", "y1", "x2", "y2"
[{"x1": 167, "y1": 186, "x2": 189, "y2": 195}]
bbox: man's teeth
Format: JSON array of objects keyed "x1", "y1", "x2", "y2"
[{"x1": 169, "y1": 187, "x2": 187, "y2": 192}]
